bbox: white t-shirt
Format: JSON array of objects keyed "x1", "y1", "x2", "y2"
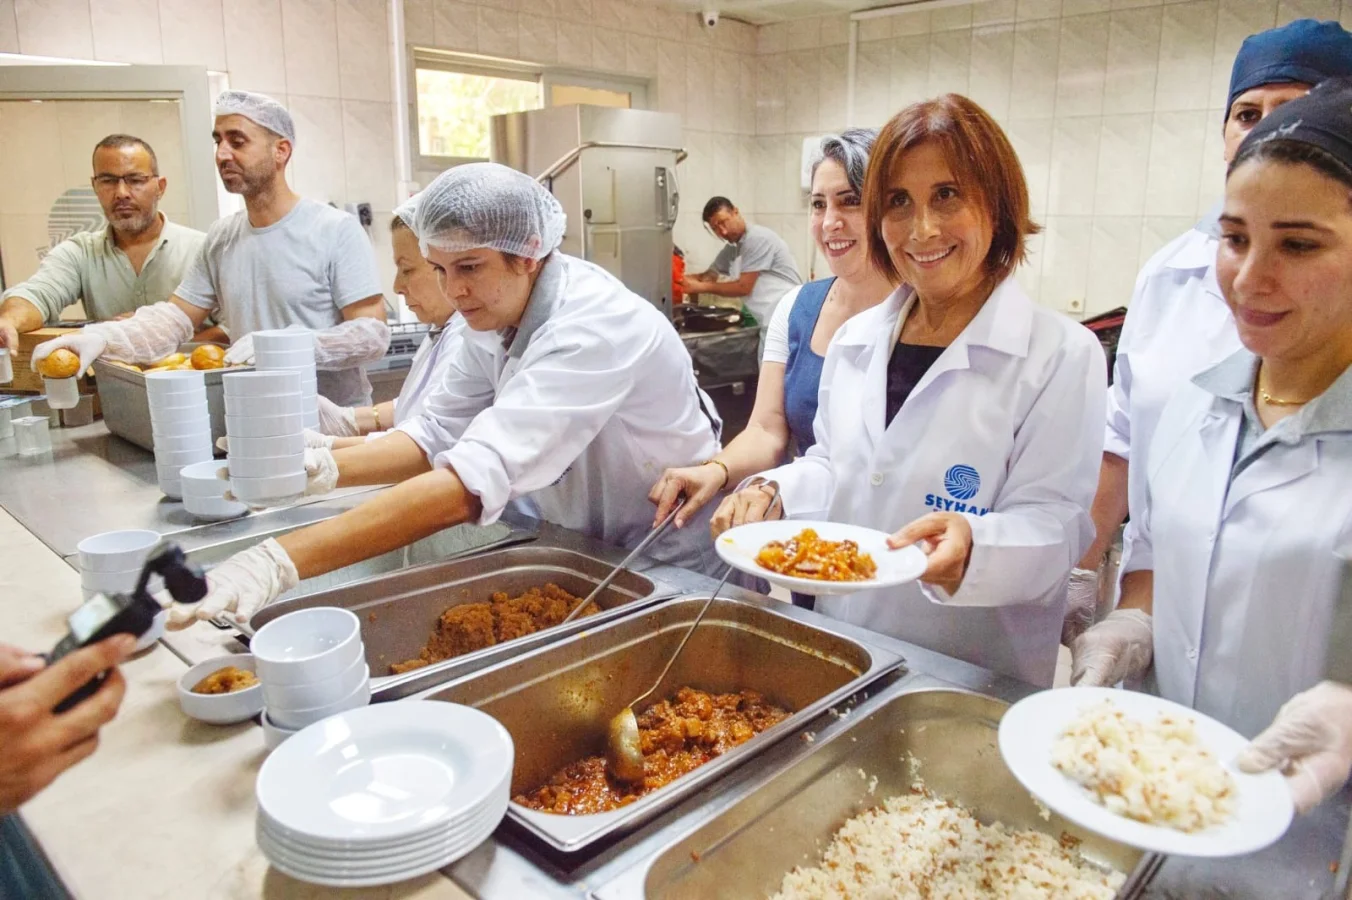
[
  {"x1": 711, "y1": 224, "x2": 802, "y2": 326},
  {"x1": 176, "y1": 198, "x2": 383, "y2": 406},
  {"x1": 761, "y1": 284, "x2": 801, "y2": 366}
]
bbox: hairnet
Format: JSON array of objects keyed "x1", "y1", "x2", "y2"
[
  {"x1": 214, "y1": 90, "x2": 296, "y2": 143},
  {"x1": 1234, "y1": 76, "x2": 1352, "y2": 175},
  {"x1": 1227, "y1": 19, "x2": 1352, "y2": 119},
  {"x1": 413, "y1": 162, "x2": 566, "y2": 260},
  {"x1": 394, "y1": 191, "x2": 421, "y2": 231}
]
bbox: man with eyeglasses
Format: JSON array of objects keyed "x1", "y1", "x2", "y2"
[{"x1": 0, "y1": 134, "x2": 206, "y2": 353}]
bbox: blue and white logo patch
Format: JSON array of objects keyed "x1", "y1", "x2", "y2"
[{"x1": 923, "y1": 463, "x2": 989, "y2": 516}]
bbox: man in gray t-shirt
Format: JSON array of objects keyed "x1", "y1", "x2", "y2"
[{"x1": 681, "y1": 196, "x2": 802, "y2": 327}]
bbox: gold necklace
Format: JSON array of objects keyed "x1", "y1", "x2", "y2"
[{"x1": 1257, "y1": 366, "x2": 1313, "y2": 407}]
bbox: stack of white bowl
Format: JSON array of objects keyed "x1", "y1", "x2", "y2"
[
  {"x1": 178, "y1": 460, "x2": 249, "y2": 521},
  {"x1": 255, "y1": 702, "x2": 512, "y2": 887},
  {"x1": 146, "y1": 370, "x2": 213, "y2": 499},
  {"x1": 77, "y1": 529, "x2": 167, "y2": 649},
  {"x1": 223, "y1": 370, "x2": 307, "y2": 506},
  {"x1": 253, "y1": 329, "x2": 319, "y2": 430},
  {"x1": 252, "y1": 608, "x2": 371, "y2": 746}
]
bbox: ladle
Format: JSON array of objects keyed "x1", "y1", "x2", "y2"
[{"x1": 559, "y1": 499, "x2": 683, "y2": 626}]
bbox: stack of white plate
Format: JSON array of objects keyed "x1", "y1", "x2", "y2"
[
  {"x1": 222, "y1": 370, "x2": 306, "y2": 506},
  {"x1": 146, "y1": 370, "x2": 213, "y2": 499},
  {"x1": 253, "y1": 329, "x2": 318, "y2": 430},
  {"x1": 255, "y1": 702, "x2": 513, "y2": 888}
]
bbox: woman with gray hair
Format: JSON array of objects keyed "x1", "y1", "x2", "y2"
[{"x1": 650, "y1": 129, "x2": 894, "y2": 604}]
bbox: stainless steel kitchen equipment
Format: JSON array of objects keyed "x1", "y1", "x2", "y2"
[
  {"x1": 248, "y1": 545, "x2": 681, "y2": 697},
  {"x1": 412, "y1": 593, "x2": 905, "y2": 854},
  {"x1": 92, "y1": 344, "x2": 233, "y2": 452},
  {"x1": 491, "y1": 106, "x2": 683, "y2": 318},
  {"x1": 595, "y1": 684, "x2": 1161, "y2": 900}
]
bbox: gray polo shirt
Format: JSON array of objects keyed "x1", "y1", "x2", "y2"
[
  {"x1": 711, "y1": 223, "x2": 802, "y2": 326},
  {"x1": 2, "y1": 215, "x2": 205, "y2": 324}
]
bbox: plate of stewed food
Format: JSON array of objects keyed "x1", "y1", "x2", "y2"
[{"x1": 715, "y1": 521, "x2": 928, "y2": 596}]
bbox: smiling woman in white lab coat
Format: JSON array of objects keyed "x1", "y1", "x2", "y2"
[
  {"x1": 717, "y1": 95, "x2": 1107, "y2": 686},
  {"x1": 1071, "y1": 81, "x2": 1352, "y2": 813},
  {"x1": 167, "y1": 163, "x2": 721, "y2": 627}
]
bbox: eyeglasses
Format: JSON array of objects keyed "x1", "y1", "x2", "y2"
[{"x1": 91, "y1": 173, "x2": 156, "y2": 190}]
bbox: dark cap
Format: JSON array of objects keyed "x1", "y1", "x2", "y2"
[
  {"x1": 1234, "y1": 76, "x2": 1352, "y2": 173},
  {"x1": 1227, "y1": 19, "x2": 1352, "y2": 120}
]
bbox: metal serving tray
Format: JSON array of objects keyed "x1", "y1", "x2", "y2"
[
  {"x1": 93, "y1": 343, "x2": 238, "y2": 452},
  {"x1": 248, "y1": 545, "x2": 677, "y2": 697},
  {"x1": 411, "y1": 594, "x2": 905, "y2": 854},
  {"x1": 595, "y1": 684, "x2": 1161, "y2": 900}
]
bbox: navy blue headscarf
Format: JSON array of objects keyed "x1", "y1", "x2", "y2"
[
  {"x1": 1227, "y1": 19, "x2": 1352, "y2": 119},
  {"x1": 1234, "y1": 76, "x2": 1352, "y2": 174}
]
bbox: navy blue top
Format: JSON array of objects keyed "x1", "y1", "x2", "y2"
[{"x1": 782, "y1": 278, "x2": 834, "y2": 456}]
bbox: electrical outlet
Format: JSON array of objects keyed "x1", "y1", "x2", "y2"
[{"x1": 1067, "y1": 298, "x2": 1084, "y2": 314}]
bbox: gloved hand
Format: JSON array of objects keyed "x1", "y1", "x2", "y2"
[
  {"x1": 1237, "y1": 682, "x2": 1352, "y2": 814},
  {"x1": 1061, "y1": 566, "x2": 1101, "y2": 646},
  {"x1": 222, "y1": 332, "x2": 254, "y2": 367},
  {"x1": 304, "y1": 446, "x2": 339, "y2": 495},
  {"x1": 303, "y1": 428, "x2": 336, "y2": 450},
  {"x1": 317, "y1": 394, "x2": 359, "y2": 437},
  {"x1": 1069, "y1": 608, "x2": 1153, "y2": 687},
  {"x1": 165, "y1": 538, "x2": 298, "y2": 628},
  {"x1": 30, "y1": 332, "x2": 108, "y2": 377}
]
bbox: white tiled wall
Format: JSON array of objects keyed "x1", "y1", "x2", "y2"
[{"x1": 752, "y1": 0, "x2": 1352, "y2": 316}]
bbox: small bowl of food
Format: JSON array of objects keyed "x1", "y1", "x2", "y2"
[{"x1": 177, "y1": 653, "x2": 263, "y2": 725}]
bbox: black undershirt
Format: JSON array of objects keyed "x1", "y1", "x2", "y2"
[{"x1": 885, "y1": 342, "x2": 946, "y2": 425}]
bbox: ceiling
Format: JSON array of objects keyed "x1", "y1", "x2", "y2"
[{"x1": 654, "y1": 0, "x2": 941, "y2": 26}]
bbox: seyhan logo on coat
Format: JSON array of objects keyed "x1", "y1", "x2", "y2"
[{"x1": 924, "y1": 464, "x2": 990, "y2": 515}]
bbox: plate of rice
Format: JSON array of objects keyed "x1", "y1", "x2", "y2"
[
  {"x1": 715, "y1": 520, "x2": 927, "y2": 596},
  {"x1": 998, "y1": 687, "x2": 1293, "y2": 857}
]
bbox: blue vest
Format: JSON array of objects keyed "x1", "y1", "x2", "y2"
[{"x1": 783, "y1": 277, "x2": 834, "y2": 456}]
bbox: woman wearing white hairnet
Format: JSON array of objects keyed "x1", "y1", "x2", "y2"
[
  {"x1": 168, "y1": 163, "x2": 722, "y2": 627},
  {"x1": 308, "y1": 193, "x2": 467, "y2": 449}
]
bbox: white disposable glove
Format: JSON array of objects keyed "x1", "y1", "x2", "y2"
[
  {"x1": 316, "y1": 394, "x2": 360, "y2": 437},
  {"x1": 222, "y1": 332, "x2": 254, "y2": 367},
  {"x1": 303, "y1": 428, "x2": 336, "y2": 450},
  {"x1": 30, "y1": 332, "x2": 108, "y2": 377},
  {"x1": 304, "y1": 447, "x2": 339, "y2": 495},
  {"x1": 1237, "y1": 682, "x2": 1352, "y2": 814},
  {"x1": 1061, "y1": 566, "x2": 1100, "y2": 646},
  {"x1": 165, "y1": 538, "x2": 298, "y2": 628},
  {"x1": 1069, "y1": 608, "x2": 1153, "y2": 687}
]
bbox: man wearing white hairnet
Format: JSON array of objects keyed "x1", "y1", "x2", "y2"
[
  {"x1": 165, "y1": 163, "x2": 724, "y2": 628},
  {"x1": 31, "y1": 90, "x2": 389, "y2": 406}
]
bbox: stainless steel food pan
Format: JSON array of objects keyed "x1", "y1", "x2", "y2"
[
  {"x1": 595, "y1": 684, "x2": 1160, "y2": 900},
  {"x1": 412, "y1": 594, "x2": 905, "y2": 854},
  {"x1": 93, "y1": 344, "x2": 236, "y2": 452},
  {"x1": 248, "y1": 545, "x2": 677, "y2": 696}
]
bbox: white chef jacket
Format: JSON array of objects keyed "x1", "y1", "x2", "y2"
[
  {"x1": 1108, "y1": 212, "x2": 1243, "y2": 573},
  {"x1": 1128, "y1": 349, "x2": 1352, "y2": 737},
  {"x1": 393, "y1": 317, "x2": 467, "y2": 426},
  {"x1": 397, "y1": 253, "x2": 722, "y2": 575},
  {"x1": 758, "y1": 277, "x2": 1107, "y2": 686}
]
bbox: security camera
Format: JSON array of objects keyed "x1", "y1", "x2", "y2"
[{"x1": 701, "y1": 9, "x2": 719, "y2": 28}]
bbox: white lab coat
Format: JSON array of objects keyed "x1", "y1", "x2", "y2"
[
  {"x1": 1107, "y1": 217, "x2": 1242, "y2": 573},
  {"x1": 392, "y1": 316, "x2": 467, "y2": 427},
  {"x1": 758, "y1": 278, "x2": 1107, "y2": 686},
  {"x1": 397, "y1": 253, "x2": 722, "y2": 575},
  {"x1": 1129, "y1": 351, "x2": 1352, "y2": 738}
]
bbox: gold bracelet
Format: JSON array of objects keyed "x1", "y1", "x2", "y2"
[
  {"x1": 372, "y1": 405, "x2": 381, "y2": 431},
  {"x1": 702, "y1": 458, "x2": 730, "y2": 490}
]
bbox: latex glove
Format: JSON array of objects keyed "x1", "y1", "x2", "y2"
[
  {"x1": 710, "y1": 480, "x2": 783, "y2": 538},
  {"x1": 303, "y1": 428, "x2": 336, "y2": 450},
  {"x1": 304, "y1": 447, "x2": 339, "y2": 495},
  {"x1": 222, "y1": 332, "x2": 254, "y2": 367},
  {"x1": 1237, "y1": 682, "x2": 1352, "y2": 814},
  {"x1": 1061, "y1": 566, "x2": 1101, "y2": 646},
  {"x1": 1070, "y1": 608, "x2": 1153, "y2": 687},
  {"x1": 316, "y1": 394, "x2": 360, "y2": 437},
  {"x1": 648, "y1": 462, "x2": 727, "y2": 529},
  {"x1": 166, "y1": 538, "x2": 298, "y2": 628},
  {"x1": 30, "y1": 331, "x2": 108, "y2": 377}
]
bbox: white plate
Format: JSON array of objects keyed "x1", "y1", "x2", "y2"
[
  {"x1": 715, "y1": 520, "x2": 927, "y2": 596},
  {"x1": 998, "y1": 687, "x2": 1293, "y2": 857},
  {"x1": 256, "y1": 701, "x2": 513, "y2": 843}
]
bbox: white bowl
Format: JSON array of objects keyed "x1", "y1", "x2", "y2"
[
  {"x1": 154, "y1": 446, "x2": 214, "y2": 466},
  {"x1": 261, "y1": 708, "x2": 300, "y2": 751},
  {"x1": 177, "y1": 653, "x2": 264, "y2": 725},
  {"x1": 223, "y1": 392, "x2": 303, "y2": 418},
  {"x1": 254, "y1": 349, "x2": 316, "y2": 369},
  {"x1": 77, "y1": 529, "x2": 159, "y2": 573},
  {"x1": 252, "y1": 329, "x2": 315, "y2": 352},
  {"x1": 144, "y1": 370, "x2": 206, "y2": 393},
  {"x1": 225, "y1": 412, "x2": 304, "y2": 438},
  {"x1": 229, "y1": 470, "x2": 307, "y2": 503},
  {"x1": 260, "y1": 651, "x2": 368, "y2": 711},
  {"x1": 178, "y1": 459, "x2": 227, "y2": 488},
  {"x1": 228, "y1": 452, "x2": 304, "y2": 478},
  {"x1": 44, "y1": 376, "x2": 80, "y2": 409},
  {"x1": 151, "y1": 432, "x2": 214, "y2": 454},
  {"x1": 149, "y1": 404, "x2": 211, "y2": 427},
  {"x1": 158, "y1": 479, "x2": 182, "y2": 500},
  {"x1": 266, "y1": 670, "x2": 370, "y2": 730},
  {"x1": 223, "y1": 370, "x2": 300, "y2": 395},
  {"x1": 251, "y1": 607, "x2": 363, "y2": 686},
  {"x1": 184, "y1": 493, "x2": 249, "y2": 521},
  {"x1": 224, "y1": 432, "x2": 306, "y2": 457},
  {"x1": 151, "y1": 419, "x2": 211, "y2": 439},
  {"x1": 149, "y1": 391, "x2": 208, "y2": 410}
]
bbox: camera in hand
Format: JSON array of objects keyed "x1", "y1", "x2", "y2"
[{"x1": 46, "y1": 543, "x2": 207, "y2": 712}]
